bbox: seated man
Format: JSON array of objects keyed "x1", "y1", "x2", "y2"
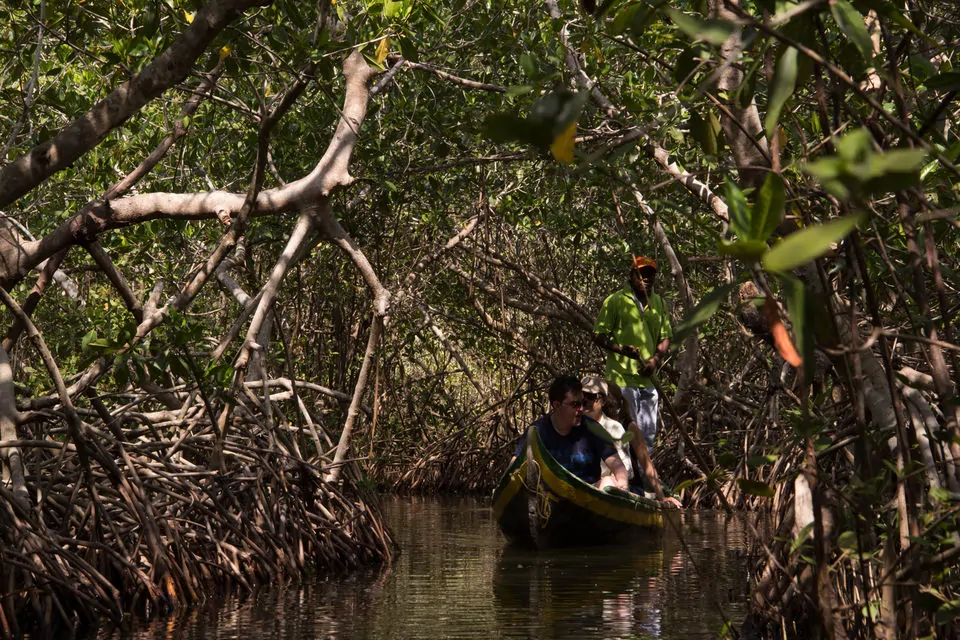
[{"x1": 512, "y1": 374, "x2": 628, "y2": 490}]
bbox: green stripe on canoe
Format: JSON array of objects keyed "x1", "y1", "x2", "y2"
[{"x1": 529, "y1": 425, "x2": 663, "y2": 529}]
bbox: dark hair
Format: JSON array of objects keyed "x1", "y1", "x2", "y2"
[{"x1": 548, "y1": 374, "x2": 582, "y2": 405}]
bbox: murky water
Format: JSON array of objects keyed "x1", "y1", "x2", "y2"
[{"x1": 102, "y1": 496, "x2": 758, "y2": 639}]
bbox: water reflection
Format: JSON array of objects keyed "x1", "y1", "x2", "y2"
[{"x1": 99, "y1": 497, "x2": 755, "y2": 640}]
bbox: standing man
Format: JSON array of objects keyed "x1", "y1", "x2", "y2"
[
  {"x1": 511, "y1": 375, "x2": 629, "y2": 490},
  {"x1": 592, "y1": 256, "x2": 672, "y2": 453}
]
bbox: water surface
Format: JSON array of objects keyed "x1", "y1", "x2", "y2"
[{"x1": 103, "y1": 496, "x2": 756, "y2": 639}]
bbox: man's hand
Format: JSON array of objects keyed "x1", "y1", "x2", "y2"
[
  {"x1": 622, "y1": 344, "x2": 641, "y2": 359},
  {"x1": 640, "y1": 357, "x2": 657, "y2": 376},
  {"x1": 661, "y1": 496, "x2": 682, "y2": 509}
]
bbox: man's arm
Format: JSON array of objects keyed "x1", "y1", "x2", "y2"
[
  {"x1": 628, "y1": 421, "x2": 682, "y2": 508},
  {"x1": 598, "y1": 454, "x2": 629, "y2": 491},
  {"x1": 593, "y1": 332, "x2": 641, "y2": 359}
]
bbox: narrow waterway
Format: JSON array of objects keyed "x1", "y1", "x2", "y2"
[{"x1": 102, "y1": 497, "x2": 758, "y2": 639}]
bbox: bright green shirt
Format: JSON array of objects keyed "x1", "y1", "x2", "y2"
[{"x1": 593, "y1": 287, "x2": 673, "y2": 388}]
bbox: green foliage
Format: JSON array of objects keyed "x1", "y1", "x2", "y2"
[
  {"x1": 804, "y1": 128, "x2": 927, "y2": 201},
  {"x1": 762, "y1": 214, "x2": 865, "y2": 273},
  {"x1": 765, "y1": 46, "x2": 798, "y2": 138}
]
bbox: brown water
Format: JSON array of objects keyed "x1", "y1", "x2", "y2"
[{"x1": 101, "y1": 496, "x2": 758, "y2": 639}]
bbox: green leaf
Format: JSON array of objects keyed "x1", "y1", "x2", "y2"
[
  {"x1": 383, "y1": 0, "x2": 403, "y2": 18},
  {"x1": 763, "y1": 214, "x2": 866, "y2": 273},
  {"x1": 804, "y1": 156, "x2": 850, "y2": 199},
  {"x1": 674, "y1": 478, "x2": 704, "y2": 492},
  {"x1": 688, "y1": 108, "x2": 718, "y2": 157},
  {"x1": 612, "y1": 3, "x2": 643, "y2": 35},
  {"x1": 398, "y1": 35, "x2": 419, "y2": 62},
  {"x1": 791, "y1": 522, "x2": 813, "y2": 552},
  {"x1": 169, "y1": 355, "x2": 191, "y2": 381},
  {"x1": 668, "y1": 10, "x2": 736, "y2": 45},
  {"x1": 852, "y1": 0, "x2": 931, "y2": 43},
  {"x1": 830, "y1": 0, "x2": 874, "y2": 62},
  {"x1": 483, "y1": 113, "x2": 547, "y2": 147},
  {"x1": 736, "y1": 478, "x2": 775, "y2": 497},
  {"x1": 717, "y1": 238, "x2": 769, "y2": 261},
  {"x1": 505, "y1": 85, "x2": 534, "y2": 97},
  {"x1": 838, "y1": 530, "x2": 860, "y2": 554},
  {"x1": 81, "y1": 329, "x2": 97, "y2": 353},
  {"x1": 726, "y1": 179, "x2": 750, "y2": 240},
  {"x1": 519, "y1": 53, "x2": 537, "y2": 79},
  {"x1": 752, "y1": 173, "x2": 785, "y2": 241},
  {"x1": 765, "y1": 46, "x2": 798, "y2": 138},
  {"x1": 935, "y1": 600, "x2": 960, "y2": 624},
  {"x1": 782, "y1": 275, "x2": 813, "y2": 374},
  {"x1": 924, "y1": 71, "x2": 960, "y2": 91},
  {"x1": 673, "y1": 283, "x2": 736, "y2": 343},
  {"x1": 585, "y1": 417, "x2": 618, "y2": 444},
  {"x1": 747, "y1": 454, "x2": 779, "y2": 467},
  {"x1": 673, "y1": 45, "x2": 707, "y2": 85}
]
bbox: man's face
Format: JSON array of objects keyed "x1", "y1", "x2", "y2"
[
  {"x1": 551, "y1": 390, "x2": 584, "y2": 432},
  {"x1": 630, "y1": 267, "x2": 656, "y2": 295}
]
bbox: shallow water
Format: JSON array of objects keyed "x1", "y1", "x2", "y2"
[{"x1": 102, "y1": 496, "x2": 758, "y2": 639}]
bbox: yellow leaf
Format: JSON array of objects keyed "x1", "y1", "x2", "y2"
[
  {"x1": 184, "y1": 10, "x2": 194, "y2": 23},
  {"x1": 550, "y1": 121, "x2": 577, "y2": 164},
  {"x1": 376, "y1": 38, "x2": 390, "y2": 66}
]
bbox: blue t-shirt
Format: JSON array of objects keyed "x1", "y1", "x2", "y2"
[{"x1": 513, "y1": 415, "x2": 617, "y2": 485}]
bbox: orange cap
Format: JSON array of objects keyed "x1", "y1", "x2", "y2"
[{"x1": 631, "y1": 256, "x2": 658, "y2": 271}]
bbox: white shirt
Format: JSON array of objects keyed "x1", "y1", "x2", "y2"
[{"x1": 598, "y1": 414, "x2": 634, "y2": 480}]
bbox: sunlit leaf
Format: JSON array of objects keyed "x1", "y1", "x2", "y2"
[
  {"x1": 765, "y1": 46, "x2": 798, "y2": 138},
  {"x1": 383, "y1": 0, "x2": 404, "y2": 18},
  {"x1": 375, "y1": 38, "x2": 390, "y2": 66},
  {"x1": 717, "y1": 239, "x2": 768, "y2": 261},
  {"x1": 550, "y1": 121, "x2": 577, "y2": 164},
  {"x1": 763, "y1": 214, "x2": 866, "y2": 273}
]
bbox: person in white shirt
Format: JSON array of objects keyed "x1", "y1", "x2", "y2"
[{"x1": 581, "y1": 375, "x2": 682, "y2": 509}]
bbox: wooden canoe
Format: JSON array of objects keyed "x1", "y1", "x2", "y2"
[{"x1": 492, "y1": 423, "x2": 663, "y2": 548}]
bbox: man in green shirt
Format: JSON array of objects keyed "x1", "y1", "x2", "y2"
[{"x1": 592, "y1": 256, "x2": 672, "y2": 452}]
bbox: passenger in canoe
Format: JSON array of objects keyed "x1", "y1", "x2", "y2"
[
  {"x1": 583, "y1": 376, "x2": 683, "y2": 509},
  {"x1": 511, "y1": 374, "x2": 629, "y2": 491}
]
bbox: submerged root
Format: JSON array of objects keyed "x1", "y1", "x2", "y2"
[{"x1": 0, "y1": 406, "x2": 395, "y2": 637}]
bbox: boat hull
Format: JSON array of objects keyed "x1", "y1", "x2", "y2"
[{"x1": 492, "y1": 425, "x2": 663, "y2": 548}]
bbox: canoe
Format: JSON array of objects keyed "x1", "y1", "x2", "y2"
[{"x1": 492, "y1": 424, "x2": 663, "y2": 548}]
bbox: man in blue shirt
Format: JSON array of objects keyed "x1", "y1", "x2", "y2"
[{"x1": 512, "y1": 375, "x2": 628, "y2": 489}]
